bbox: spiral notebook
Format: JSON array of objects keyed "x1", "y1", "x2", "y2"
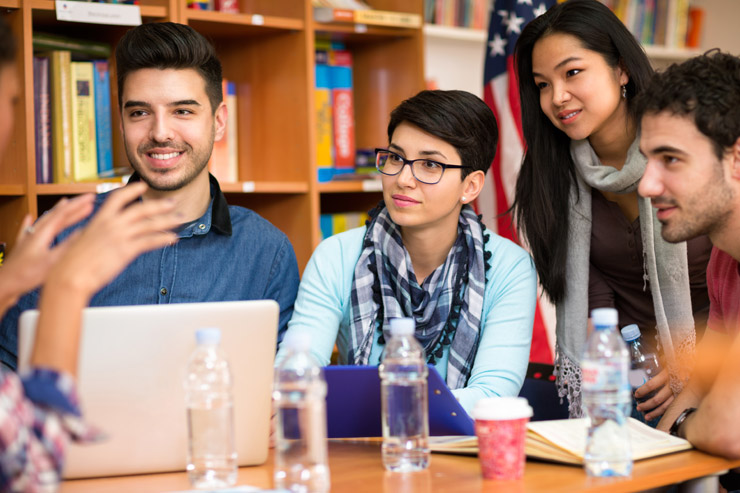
[{"x1": 324, "y1": 365, "x2": 475, "y2": 438}]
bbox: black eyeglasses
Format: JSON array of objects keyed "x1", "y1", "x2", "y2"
[{"x1": 375, "y1": 148, "x2": 471, "y2": 185}]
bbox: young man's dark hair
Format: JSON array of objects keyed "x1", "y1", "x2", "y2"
[
  {"x1": 636, "y1": 51, "x2": 740, "y2": 160},
  {"x1": 387, "y1": 90, "x2": 499, "y2": 179},
  {"x1": 0, "y1": 16, "x2": 16, "y2": 67},
  {"x1": 115, "y1": 22, "x2": 223, "y2": 113}
]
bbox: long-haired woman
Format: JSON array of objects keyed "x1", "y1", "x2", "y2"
[{"x1": 512, "y1": 0, "x2": 711, "y2": 419}]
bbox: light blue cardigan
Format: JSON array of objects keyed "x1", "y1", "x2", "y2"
[{"x1": 276, "y1": 226, "x2": 537, "y2": 414}]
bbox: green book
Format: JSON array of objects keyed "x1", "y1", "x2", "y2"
[{"x1": 33, "y1": 33, "x2": 111, "y2": 59}]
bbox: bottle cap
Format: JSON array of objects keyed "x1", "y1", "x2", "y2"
[
  {"x1": 282, "y1": 330, "x2": 312, "y2": 352},
  {"x1": 389, "y1": 317, "x2": 415, "y2": 336},
  {"x1": 196, "y1": 327, "x2": 221, "y2": 345},
  {"x1": 590, "y1": 308, "x2": 618, "y2": 328},
  {"x1": 471, "y1": 396, "x2": 533, "y2": 421},
  {"x1": 620, "y1": 324, "x2": 641, "y2": 342}
]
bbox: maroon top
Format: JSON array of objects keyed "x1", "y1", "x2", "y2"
[{"x1": 589, "y1": 189, "x2": 711, "y2": 354}]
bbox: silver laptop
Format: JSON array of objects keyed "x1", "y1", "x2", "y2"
[{"x1": 18, "y1": 300, "x2": 278, "y2": 479}]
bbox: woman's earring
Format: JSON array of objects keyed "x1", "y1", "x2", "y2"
[
  {"x1": 621, "y1": 84, "x2": 627, "y2": 99},
  {"x1": 461, "y1": 196, "x2": 467, "y2": 203}
]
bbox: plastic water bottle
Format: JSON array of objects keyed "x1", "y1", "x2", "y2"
[
  {"x1": 184, "y1": 328, "x2": 237, "y2": 488},
  {"x1": 379, "y1": 317, "x2": 430, "y2": 472},
  {"x1": 581, "y1": 308, "x2": 633, "y2": 477},
  {"x1": 620, "y1": 324, "x2": 661, "y2": 402},
  {"x1": 273, "y1": 332, "x2": 330, "y2": 493}
]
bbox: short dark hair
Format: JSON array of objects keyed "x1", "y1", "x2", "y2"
[
  {"x1": 115, "y1": 22, "x2": 222, "y2": 112},
  {"x1": 636, "y1": 51, "x2": 740, "y2": 160},
  {"x1": 387, "y1": 90, "x2": 499, "y2": 179},
  {"x1": 0, "y1": 16, "x2": 16, "y2": 69}
]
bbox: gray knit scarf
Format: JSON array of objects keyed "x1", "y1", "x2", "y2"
[
  {"x1": 555, "y1": 138, "x2": 696, "y2": 417},
  {"x1": 347, "y1": 204, "x2": 486, "y2": 389}
]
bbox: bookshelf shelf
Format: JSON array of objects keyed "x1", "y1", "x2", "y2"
[
  {"x1": 35, "y1": 182, "x2": 125, "y2": 195},
  {"x1": 314, "y1": 22, "x2": 418, "y2": 41},
  {"x1": 318, "y1": 179, "x2": 383, "y2": 193},
  {"x1": 0, "y1": 0, "x2": 425, "y2": 270},
  {"x1": 184, "y1": 10, "x2": 304, "y2": 35},
  {"x1": 219, "y1": 181, "x2": 309, "y2": 194},
  {"x1": 423, "y1": 24, "x2": 486, "y2": 42},
  {"x1": 27, "y1": 0, "x2": 167, "y2": 18},
  {"x1": 0, "y1": 185, "x2": 26, "y2": 196}
]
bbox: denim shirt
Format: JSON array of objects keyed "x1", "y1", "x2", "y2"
[{"x1": 0, "y1": 174, "x2": 300, "y2": 370}]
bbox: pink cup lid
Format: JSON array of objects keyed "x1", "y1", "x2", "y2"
[{"x1": 471, "y1": 396, "x2": 533, "y2": 420}]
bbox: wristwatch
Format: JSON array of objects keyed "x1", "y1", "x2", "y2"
[{"x1": 669, "y1": 407, "x2": 698, "y2": 438}]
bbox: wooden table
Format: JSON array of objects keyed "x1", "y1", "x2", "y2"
[{"x1": 61, "y1": 440, "x2": 740, "y2": 493}]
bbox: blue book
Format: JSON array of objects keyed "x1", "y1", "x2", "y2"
[{"x1": 93, "y1": 60, "x2": 113, "y2": 176}]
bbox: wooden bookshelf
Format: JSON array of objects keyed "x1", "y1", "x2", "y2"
[{"x1": 0, "y1": 0, "x2": 425, "y2": 271}]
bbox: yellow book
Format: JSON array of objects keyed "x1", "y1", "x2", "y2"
[
  {"x1": 353, "y1": 9, "x2": 422, "y2": 28},
  {"x1": 430, "y1": 417, "x2": 692, "y2": 464},
  {"x1": 49, "y1": 50, "x2": 73, "y2": 184},
  {"x1": 315, "y1": 64, "x2": 333, "y2": 182},
  {"x1": 70, "y1": 61, "x2": 98, "y2": 182}
]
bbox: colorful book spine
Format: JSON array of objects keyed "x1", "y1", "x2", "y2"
[
  {"x1": 208, "y1": 79, "x2": 233, "y2": 183},
  {"x1": 315, "y1": 64, "x2": 334, "y2": 182},
  {"x1": 215, "y1": 0, "x2": 239, "y2": 13},
  {"x1": 225, "y1": 81, "x2": 239, "y2": 182},
  {"x1": 33, "y1": 33, "x2": 111, "y2": 59},
  {"x1": 330, "y1": 50, "x2": 355, "y2": 175},
  {"x1": 33, "y1": 56, "x2": 53, "y2": 184},
  {"x1": 49, "y1": 50, "x2": 73, "y2": 184},
  {"x1": 70, "y1": 61, "x2": 98, "y2": 182},
  {"x1": 319, "y1": 211, "x2": 370, "y2": 240},
  {"x1": 93, "y1": 60, "x2": 113, "y2": 177}
]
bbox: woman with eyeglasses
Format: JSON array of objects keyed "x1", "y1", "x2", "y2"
[
  {"x1": 277, "y1": 90, "x2": 537, "y2": 413},
  {"x1": 511, "y1": 0, "x2": 711, "y2": 421}
]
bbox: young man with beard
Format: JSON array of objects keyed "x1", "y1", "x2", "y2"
[
  {"x1": 636, "y1": 51, "x2": 740, "y2": 459},
  {"x1": 0, "y1": 22, "x2": 300, "y2": 370}
]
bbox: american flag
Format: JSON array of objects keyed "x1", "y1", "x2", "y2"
[{"x1": 479, "y1": 0, "x2": 555, "y2": 364}]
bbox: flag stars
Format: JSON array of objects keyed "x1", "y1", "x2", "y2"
[
  {"x1": 534, "y1": 3, "x2": 548, "y2": 17},
  {"x1": 518, "y1": 0, "x2": 533, "y2": 5},
  {"x1": 499, "y1": 10, "x2": 525, "y2": 35},
  {"x1": 489, "y1": 33, "x2": 507, "y2": 57}
]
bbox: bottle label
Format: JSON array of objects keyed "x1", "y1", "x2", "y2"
[{"x1": 581, "y1": 360, "x2": 629, "y2": 390}]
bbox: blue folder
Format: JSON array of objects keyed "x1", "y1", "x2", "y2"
[{"x1": 323, "y1": 365, "x2": 475, "y2": 438}]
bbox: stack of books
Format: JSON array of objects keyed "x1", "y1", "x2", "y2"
[
  {"x1": 207, "y1": 80, "x2": 239, "y2": 184},
  {"x1": 424, "y1": 0, "x2": 490, "y2": 30},
  {"x1": 320, "y1": 211, "x2": 370, "y2": 240},
  {"x1": 600, "y1": 0, "x2": 703, "y2": 49},
  {"x1": 312, "y1": 0, "x2": 422, "y2": 28},
  {"x1": 315, "y1": 40, "x2": 356, "y2": 182},
  {"x1": 32, "y1": 33, "x2": 113, "y2": 185}
]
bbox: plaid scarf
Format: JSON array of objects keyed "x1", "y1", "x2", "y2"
[{"x1": 347, "y1": 203, "x2": 487, "y2": 389}]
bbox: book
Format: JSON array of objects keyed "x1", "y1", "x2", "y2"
[
  {"x1": 315, "y1": 63, "x2": 334, "y2": 183},
  {"x1": 313, "y1": 7, "x2": 422, "y2": 27},
  {"x1": 354, "y1": 9, "x2": 422, "y2": 28},
  {"x1": 49, "y1": 50, "x2": 73, "y2": 184},
  {"x1": 33, "y1": 33, "x2": 111, "y2": 59},
  {"x1": 215, "y1": 0, "x2": 239, "y2": 13},
  {"x1": 33, "y1": 56, "x2": 53, "y2": 184},
  {"x1": 429, "y1": 417, "x2": 692, "y2": 465},
  {"x1": 208, "y1": 80, "x2": 232, "y2": 183},
  {"x1": 329, "y1": 52, "x2": 355, "y2": 174},
  {"x1": 70, "y1": 61, "x2": 98, "y2": 182},
  {"x1": 225, "y1": 81, "x2": 239, "y2": 182},
  {"x1": 93, "y1": 61, "x2": 113, "y2": 177}
]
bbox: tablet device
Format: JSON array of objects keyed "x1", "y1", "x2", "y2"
[{"x1": 324, "y1": 365, "x2": 474, "y2": 438}]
